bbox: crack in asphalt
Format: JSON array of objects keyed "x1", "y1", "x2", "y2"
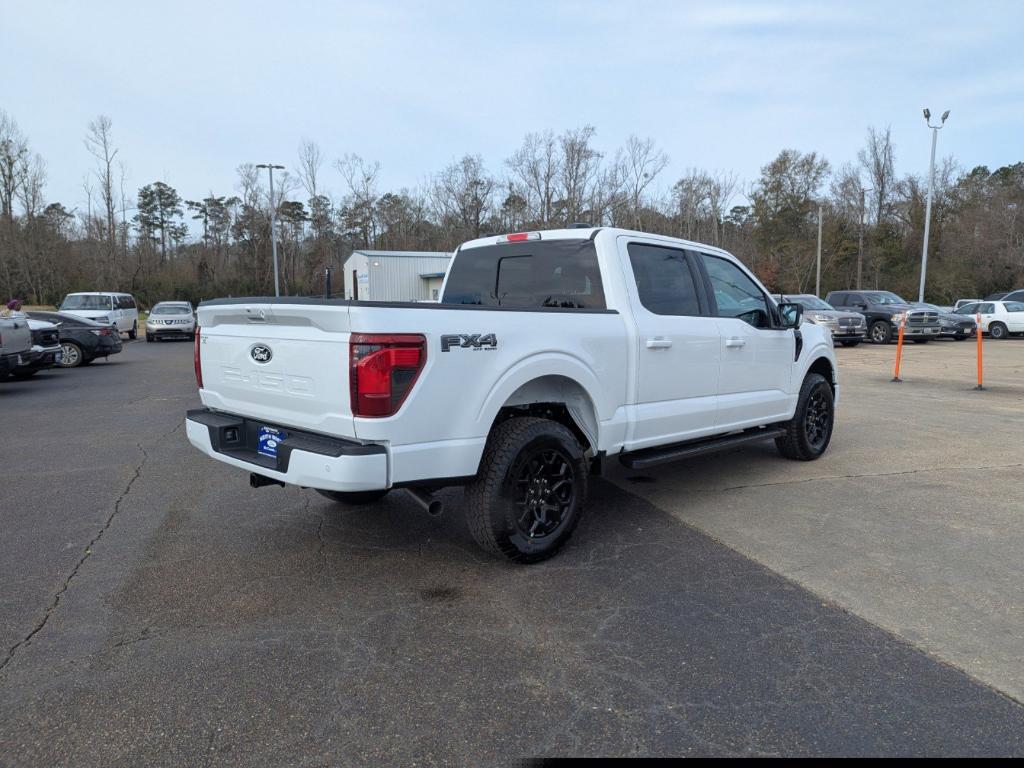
[
  {"x1": 684, "y1": 461, "x2": 1024, "y2": 493},
  {"x1": 0, "y1": 418, "x2": 184, "y2": 676}
]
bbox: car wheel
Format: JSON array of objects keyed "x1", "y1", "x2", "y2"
[
  {"x1": 59, "y1": 342, "x2": 84, "y2": 368},
  {"x1": 315, "y1": 489, "x2": 389, "y2": 505},
  {"x1": 465, "y1": 417, "x2": 588, "y2": 564},
  {"x1": 989, "y1": 322, "x2": 1008, "y2": 340},
  {"x1": 869, "y1": 320, "x2": 892, "y2": 344},
  {"x1": 128, "y1": 321, "x2": 137, "y2": 340},
  {"x1": 146, "y1": 333, "x2": 154, "y2": 342},
  {"x1": 840, "y1": 340, "x2": 860, "y2": 347},
  {"x1": 776, "y1": 373, "x2": 834, "y2": 461}
]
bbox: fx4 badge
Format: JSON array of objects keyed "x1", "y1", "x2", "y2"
[{"x1": 441, "y1": 333, "x2": 497, "y2": 352}]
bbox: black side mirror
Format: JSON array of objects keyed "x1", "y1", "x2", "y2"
[{"x1": 778, "y1": 302, "x2": 802, "y2": 329}]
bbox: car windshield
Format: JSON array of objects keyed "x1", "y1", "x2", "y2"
[
  {"x1": 864, "y1": 291, "x2": 906, "y2": 305},
  {"x1": 60, "y1": 295, "x2": 113, "y2": 310},
  {"x1": 152, "y1": 305, "x2": 191, "y2": 315}
]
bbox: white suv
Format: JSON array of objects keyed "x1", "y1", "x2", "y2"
[{"x1": 59, "y1": 292, "x2": 140, "y2": 339}]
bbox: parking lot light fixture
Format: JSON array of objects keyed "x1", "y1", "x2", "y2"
[
  {"x1": 919, "y1": 109, "x2": 949, "y2": 303},
  {"x1": 256, "y1": 163, "x2": 286, "y2": 297}
]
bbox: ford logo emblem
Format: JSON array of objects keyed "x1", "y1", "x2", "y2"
[{"x1": 250, "y1": 344, "x2": 273, "y2": 363}]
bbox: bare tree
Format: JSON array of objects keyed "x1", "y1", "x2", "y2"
[
  {"x1": 622, "y1": 135, "x2": 669, "y2": 229},
  {"x1": 430, "y1": 155, "x2": 495, "y2": 241},
  {"x1": 506, "y1": 131, "x2": 560, "y2": 226},
  {"x1": 297, "y1": 139, "x2": 323, "y2": 200},
  {"x1": 84, "y1": 115, "x2": 119, "y2": 279},
  {"x1": 558, "y1": 126, "x2": 602, "y2": 225},
  {"x1": 858, "y1": 126, "x2": 896, "y2": 226}
]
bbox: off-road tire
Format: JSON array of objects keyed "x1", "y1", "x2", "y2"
[
  {"x1": 316, "y1": 489, "x2": 389, "y2": 505},
  {"x1": 869, "y1": 320, "x2": 892, "y2": 344},
  {"x1": 464, "y1": 417, "x2": 588, "y2": 564},
  {"x1": 776, "y1": 373, "x2": 834, "y2": 461}
]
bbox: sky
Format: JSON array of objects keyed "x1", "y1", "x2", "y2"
[{"x1": 3, "y1": 0, "x2": 1023, "y2": 217}]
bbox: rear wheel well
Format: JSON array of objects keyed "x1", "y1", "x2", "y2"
[{"x1": 493, "y1": 402, "x2": 592, "y2": 454}]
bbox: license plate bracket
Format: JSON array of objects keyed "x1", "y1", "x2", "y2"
[{"x1": 257, "y1": 426, "x2": 285, "y2": 459}]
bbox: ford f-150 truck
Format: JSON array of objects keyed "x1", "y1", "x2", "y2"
[{"x1": 187, "y1": 228, "x2": 838, "y2": 562}]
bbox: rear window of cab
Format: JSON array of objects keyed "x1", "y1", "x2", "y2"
[{"x1": 441, "y1": 239, "x2": 606, "y2": 309}]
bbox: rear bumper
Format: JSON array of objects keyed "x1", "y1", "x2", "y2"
[{"x1": 185, "y1": 408, "x2": 388, "y2": 492}]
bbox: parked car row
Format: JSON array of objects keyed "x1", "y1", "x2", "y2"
[
  {"x1": 3, "y1": 292, "x2": 196, "y2": 383},
  {"x1": 774, "y1": 289, "x2": 1024, "y2": 346}
]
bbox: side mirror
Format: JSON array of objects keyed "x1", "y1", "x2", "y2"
[{"x1": 778, "y1": 302, "x2": 803, "y2": 329}]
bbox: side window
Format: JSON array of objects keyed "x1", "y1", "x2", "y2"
[
  {"x1": 1005, "y1": 302, "x2": 1024, "y2": 312},
  {"x1": 701, "y1": 254, "x2": 772, "y2": 328},
  {"x1": 627, "y1": 243, "x2": 702, "y2": 316},
  {"x1": 959, "y1": 303, "x2": 979, "y2": 315},
  {"x1": 122, "y1": 296, "x2": 136, "y2": 309},
  {"x1": 829, "y1": 293, "x2": 847, "y2": 307},
  {"x1": 981, "y1": 303, "x2": 996, "y2": 314}
]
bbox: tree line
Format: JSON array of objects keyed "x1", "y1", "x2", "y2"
[{"x1": 1, "y1": 109, "x2": 1021, "y2": 307}]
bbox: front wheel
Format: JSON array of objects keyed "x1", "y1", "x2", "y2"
[
  {"x1": 776, "y1": 373, "x2": 834, "y2": 461},
  {"x1": 989, "y1": 322, "x2": 1008, "y2": 340},
  {"x1": 316, "y1": 489, "x2": 389, "y2": 505},
  {"x1": 465, "y1": 417, "x2": 588, "y2": 564},
  {"x1": 869, "y1": 320, "x2": 892, "y2": 344},
  {"x1": 128, "y1": 321, "x2": 137, "y2": 340}
]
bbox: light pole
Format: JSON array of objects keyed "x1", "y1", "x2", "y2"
[
  {"x1": 918, "y1": 109, "x2": 949, "y2": 302},
  {"x1": 256, "y1": 163, "x2": 285, "y2": 296},
  {"x1": 857, "y1": 187, "x2": 872, "y2": 289},
  {"x1": 815, "y1": 203, "x2": 823, "y2": 297}
]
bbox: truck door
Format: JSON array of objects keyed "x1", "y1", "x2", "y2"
[
  {"x1": 696, "y1": 253, "x2": 794, "y2": 429},
  {"x1": 619, "y1": 239, "x2": 721, "y2": 450}
]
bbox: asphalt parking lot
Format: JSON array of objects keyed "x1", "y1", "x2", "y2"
[{"x1": 1, "y1": 337, "x2": 1023, "y2": 762}]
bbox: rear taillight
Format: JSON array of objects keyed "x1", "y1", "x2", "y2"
[
  {"x1": 349, "y1": 333, "x2": 426, "y2": 417},
  {"x1": 194, "y1": 326, "x2": 203, "y2": 389},
  {"x1": 90, "y1": 327, "x2": 113, "y2": 336}
]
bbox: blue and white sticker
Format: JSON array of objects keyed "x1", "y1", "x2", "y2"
[{"x1": 257, "y1": 426, "x2": 285, "y2": 458}]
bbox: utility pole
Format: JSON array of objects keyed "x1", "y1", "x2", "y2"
[
  {"x1": 815, "y1": 204, "x2": 823, "y2": 297},
  {"x1": 918, "y1": 109, "x2": 949, "y2": 303},
  {"x1": 256, "y1": 163, "x2": 285, "y2": 296}
]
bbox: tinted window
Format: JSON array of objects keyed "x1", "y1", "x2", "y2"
[
  {"x1": 627, "y1": 244, "x2": 701, "y2": 316},
  {"x1": 701, "y1": 255, "x2": 771, "y2": 327},
  {"x1": 117, "y1": 295, "x2": 135, "y2": 309},
  {"x1": 442, "y1": 239, "x2": 605, "y2": 309}
]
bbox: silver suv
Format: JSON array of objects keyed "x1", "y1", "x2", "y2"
[{"x1": 145, "y1": 301, "x2": 196, "y2": 342}]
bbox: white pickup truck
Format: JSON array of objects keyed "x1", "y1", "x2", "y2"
[{"x1": 187, "y1": 228, "x2": 838, "y2": 562}]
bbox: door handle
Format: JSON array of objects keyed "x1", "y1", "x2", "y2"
[
  {"x1": 645, "y1": 337, "x2": 673, "y2": 349},
  {"x1": 725, "y1": 337, "x2": 746, "y2": 348}
]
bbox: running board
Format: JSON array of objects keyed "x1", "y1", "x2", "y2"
[{"x1": 619, "y1": 427, "x2": 787, "y2": 470}]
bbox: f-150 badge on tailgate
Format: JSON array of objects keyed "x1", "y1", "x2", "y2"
[
  {"x1": 441, "y1": 333, "x2": 497, "y2": 352},
  {"x1": 250, "y1": 344, "x2": 273, "y2": 363}
]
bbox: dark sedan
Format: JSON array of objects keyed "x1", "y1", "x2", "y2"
[{"x1": 26, "y1": 311, "x2": 123, "y2": 368}]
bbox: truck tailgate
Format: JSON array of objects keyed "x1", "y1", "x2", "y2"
[{"x1": 196, "y1": 302, "x2": 354, "y2": 437}]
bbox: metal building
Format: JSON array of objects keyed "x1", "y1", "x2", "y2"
[{"x1": 342, "y1": 250, "x2": 453, "y2": 302}]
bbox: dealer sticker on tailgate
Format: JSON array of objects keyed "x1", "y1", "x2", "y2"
[{"x1": 257, "y1": 426, "x2": 285, "y2": 459}]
